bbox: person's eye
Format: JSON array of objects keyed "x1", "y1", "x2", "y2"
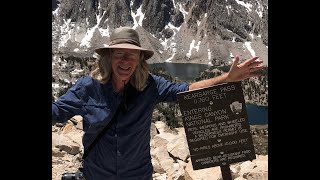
[{"x1": 128, "y1": 54, "x2": 137, "y2": 59}]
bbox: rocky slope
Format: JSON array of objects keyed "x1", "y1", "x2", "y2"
[
  {"x1": 52, "y1": 116, "x2": 267, "y2": 180},
  {"x1": 52, "y1": 0, "x2": 268, "y2": 65}
]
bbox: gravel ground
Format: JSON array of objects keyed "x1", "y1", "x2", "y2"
[{"x1": 250, "y1": 125, "x2": 268, "y2": 155}]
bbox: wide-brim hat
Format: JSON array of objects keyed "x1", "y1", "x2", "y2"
[{"x1": 95, "y1": 27, "x2": 154, "y2": 60}]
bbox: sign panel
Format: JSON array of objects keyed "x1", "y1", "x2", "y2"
[{"x1": 177, "y1": 82, "x2": 256, "y2": 170}]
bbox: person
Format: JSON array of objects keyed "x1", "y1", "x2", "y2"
[{"x1": 52, "y1": 26, "x2": 264, "y2": 180}]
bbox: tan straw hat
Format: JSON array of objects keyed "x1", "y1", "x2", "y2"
[{"x1": 95, "y1": 27, "x2": 154, "y2": 60}]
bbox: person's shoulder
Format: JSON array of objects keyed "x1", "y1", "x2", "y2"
[
  {"x1": 76, "y1": 75, "x2": 92, "y2": 82},
  {"x1": 148, "y1": 73, "x2": 173, "y2": 87},
  {"x1": 75, "y1": 75, "x2": 98, "y2": 87},
  {"x1": 149, "y1": 73, "x2": 163, "y2": 80},
  {"x1": 148, "y1": 73, "x2": 162, "y2": 83}
]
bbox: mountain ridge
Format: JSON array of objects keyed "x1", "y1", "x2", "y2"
[{"x1": 52, "y1": 0, "x2": 268, "y2": 65}]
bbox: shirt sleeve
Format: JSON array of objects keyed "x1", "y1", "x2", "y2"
[
  {"x1": 52, "y1": 76, "x2": 89, "y2": 124},
  {"x1": 152, "y1": 74, "x2": 189, "y2": 103}
]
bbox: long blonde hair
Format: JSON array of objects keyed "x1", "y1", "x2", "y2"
[{"x1": 90, "y1": 49, "x2": 149, "y2": 91}]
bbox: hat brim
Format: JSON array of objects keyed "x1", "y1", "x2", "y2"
[{"x1": 95, "y1": 43, "x2": 154, "y2": 60}]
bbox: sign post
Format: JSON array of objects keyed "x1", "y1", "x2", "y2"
[
  {"x1": 220, "y1": 164, "x2": 232, "y2": 180},
  {"x1": 177, "y1": 82, "x2": 256, "y2": 179}
]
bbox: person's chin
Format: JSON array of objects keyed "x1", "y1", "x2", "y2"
[{"x1": 116, "y1": 73, "x2": 132, "y2": 81}]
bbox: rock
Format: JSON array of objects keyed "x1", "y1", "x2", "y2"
[{"x1": 53, "y1": 118, "x2": 268, "y2": 179}]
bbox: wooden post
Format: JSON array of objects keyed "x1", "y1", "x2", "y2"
[{"x1": 220, "y1": 164, "x2": 232, "y2": 180}]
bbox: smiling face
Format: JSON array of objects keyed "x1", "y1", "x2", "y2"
[{"x1": 111, "y1": 48, "x2": 141, "y2": 87}]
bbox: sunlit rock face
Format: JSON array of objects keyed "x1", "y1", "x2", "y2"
[{"x1": 52, "y1": 118, "x2": 268, "y2": 180}]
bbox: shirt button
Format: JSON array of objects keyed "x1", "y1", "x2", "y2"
[
  {"x1": 114, "y1": 134, "x2": 117, "y2": 137},
  {"x1": 117, "y1": 150, "x2": 121, "y2": 156}
]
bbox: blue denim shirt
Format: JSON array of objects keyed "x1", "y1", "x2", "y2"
[{"x1": 52, "y1": 73, "x2": 189, "y2": 180}]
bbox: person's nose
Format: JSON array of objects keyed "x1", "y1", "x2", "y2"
[{"x1": 120, "y1": 54, "x2": 130, "y2": 61}]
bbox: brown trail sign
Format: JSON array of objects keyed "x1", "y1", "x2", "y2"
[{"x1": 177, "y1": 82, "x2": 256, "y2": 179}]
